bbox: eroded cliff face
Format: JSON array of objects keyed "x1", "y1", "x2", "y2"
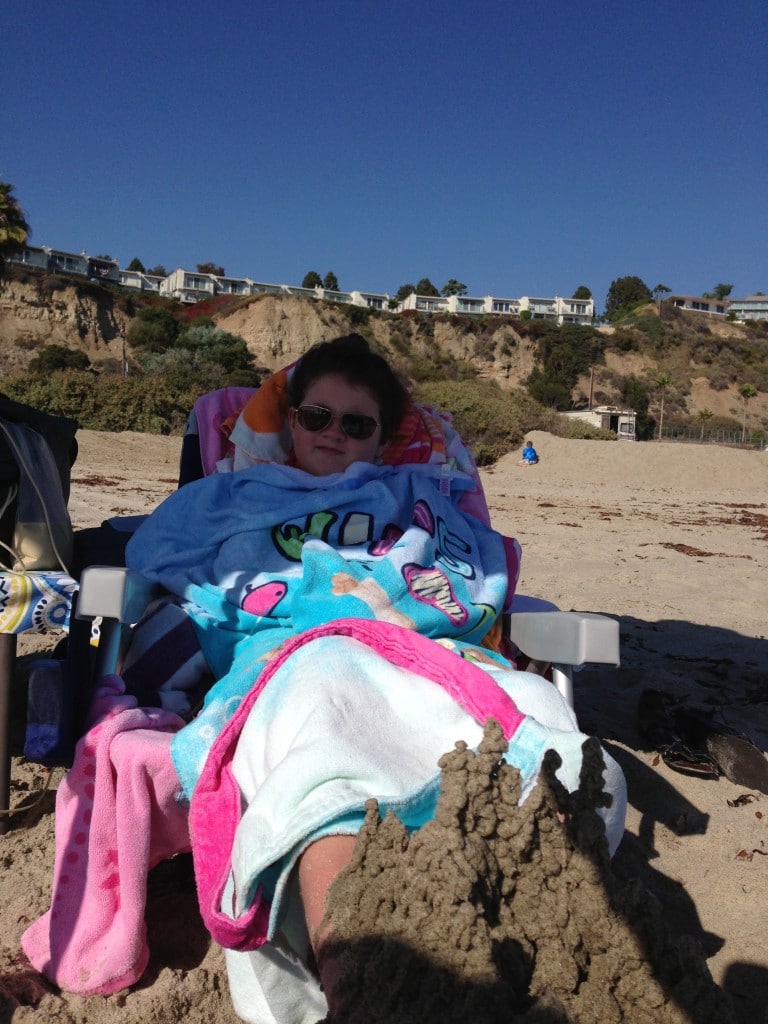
[
  {"x1": 214, "y1": 293, "x2": 538, "y2": 386},
  {"x1": 0, "y1": 277, "x2": 130, "y2": 374},
  {"x1": 0, "y1": 278, "x2": 536, "y2": 388},
  {"x1": 213, "y1": 293, "x2": 355, "y2": 371},
  {"x1": 4, "y1": 277, "x2": 761, "y2": 427}
]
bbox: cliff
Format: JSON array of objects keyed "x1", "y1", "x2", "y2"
[{"x1": 1, "y1": 272, "x2": 766, "y2": 431}]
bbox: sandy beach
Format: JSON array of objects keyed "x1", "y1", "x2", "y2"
[{"x1": 1, "y1": 429, "x2": 766, "y2": 1023}]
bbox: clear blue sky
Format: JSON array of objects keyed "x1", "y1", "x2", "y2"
[{"x1": 4, "y1": 0, "x2": 766, "y2": 312}]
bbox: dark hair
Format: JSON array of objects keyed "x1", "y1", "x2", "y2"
[{"x1": 287, "y1": 334, "x2": 407, "y2": 442}]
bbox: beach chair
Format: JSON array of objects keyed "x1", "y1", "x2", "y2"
[
  {"x1": 0, "y1": 397, "x2": 81, "y2": 835},
  {"x1": 19, "y1": 384, "x2": 625, "y2": 1002}
]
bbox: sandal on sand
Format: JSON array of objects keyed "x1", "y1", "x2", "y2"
[
  {"x1": 660, "y1": 740, "x2": 722, "y2": 779},
  {"x1": 637, "y1": 690, "x2": 768, "y2": 792}
]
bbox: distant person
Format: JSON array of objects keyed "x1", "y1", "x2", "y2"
[{"x1": 517, "y1": 439, "x2": 539, "y2": 467}]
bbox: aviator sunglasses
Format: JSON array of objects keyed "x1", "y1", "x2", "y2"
[{"x1": 294, "y1": 404, "x2": 380, "y2": 441}]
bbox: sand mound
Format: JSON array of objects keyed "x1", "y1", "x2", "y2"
[{"x1": 320, "y1": 720, "x2": 736, "y2": 1024}]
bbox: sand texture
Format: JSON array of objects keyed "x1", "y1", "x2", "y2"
[
  {"x1": 320, "y1": 720, "x2": 735, "y2": 1023},
  {"x1": 0, "y1": 429, "x2": 766, "y2": 1024}
]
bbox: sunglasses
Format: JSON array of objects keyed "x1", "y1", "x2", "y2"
[{"x1": 294, "y1": 404, "x2": 380, "y2": 441}]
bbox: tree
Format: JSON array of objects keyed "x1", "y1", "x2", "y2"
[
  {"x1": 652, "y1": 283, "x2": 671, "y2": 310},
  {"x1": 738, "y1": 383, "x2": 757, "y2": 442},
  {"x1": 696, "y1": 408, "x2": 713, "y2": 440},
  {"x1": 0, "y1": 181, "x2": 30, "y2": 271},
  {"x1": 395, "y1": 283, "x2": 416, "y2": 302},
  {"x1": 196, "y1": 262, "x2": 225, "y2": 276},
  {"x1": 127, "y1": 257, "x2": 146, "y2": 272},
  {"x1": 302, "y1": 271, "x2": 323, "y2": 289},
  {"x1": 703, "y1": 283, "x2": 733, "y2": 301},
  {"x1": 653, "y1": 372, "x2": 673, "y2": 441},
  {"x1": 604, "y1": 276, "x2": 652, "y2": 320},
  {"x1": 526, "y1": 324, "x2": 600, "y2": 411},
  {"x1": 146, "y1": 265, "x2": 168, "y2": 278},
  {"x1": 572, "y1": 285, "x2": 592, "y2": 300},
  {"x1": 323, "y1": 271, "x2": 339, "y2": 291},
  {"x1": 441, "y1": 279, "x2": 468, "y2": 296},
  {"x1": 620, "y1": 375, "x2": 652, "y2": 440},
  {"x1": 415, "y1": 278, "x2": 439, "y2": 297}
]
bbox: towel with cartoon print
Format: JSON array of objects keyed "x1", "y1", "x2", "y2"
[{"x1": 126, "y1": 459, "x2": 520, "y2": 800}]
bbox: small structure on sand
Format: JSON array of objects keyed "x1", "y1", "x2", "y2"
[{"x1": 563, "y1": 405, "x2": 637, "y2": 440}]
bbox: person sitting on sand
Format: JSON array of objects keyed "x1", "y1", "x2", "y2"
[
  {"x1": 517, "y1": 439, "x2": 539, "y2": 467},
  {"x1": 122, "y1": 336, "x2": 627, "y2": 1021}
]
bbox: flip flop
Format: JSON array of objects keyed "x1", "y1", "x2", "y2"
[{"x1": 660, "y1": 739, "x2": 722, "y2": 780}]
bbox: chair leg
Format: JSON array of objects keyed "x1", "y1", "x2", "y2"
[
  {"x1": 0, "y1": 632, "x2": 17, "y2": 836},
  {"x1": 551, "y1": 663, "x2": 574, "y2": 709}
]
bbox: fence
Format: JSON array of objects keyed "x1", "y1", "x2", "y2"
[{"x1": 657, "y1": 426, "x2": 766, "y2": 450}]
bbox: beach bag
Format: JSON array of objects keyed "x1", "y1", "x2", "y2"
[{"x1": 0, "y1": 396, "x2": 78, "y2": 573}]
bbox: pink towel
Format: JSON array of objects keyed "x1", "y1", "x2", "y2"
[{"x1": 21, "y1": 676, "x2": 190, "y2": 995}]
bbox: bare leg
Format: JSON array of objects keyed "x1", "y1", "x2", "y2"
[{"x1": 298, "y1": 834, "x2": 358, "y2": 1010}]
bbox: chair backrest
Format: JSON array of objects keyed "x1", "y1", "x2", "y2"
[
  {"x1": 0, "y1": 395, "x2": 78, "y2": 572},
  {"x1": 178, "y1": 386, "x2": 257, "y2": 487}
]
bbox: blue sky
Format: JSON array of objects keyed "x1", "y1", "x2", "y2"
[{"x1": 4, "y1": 0, "x2": 766, "y2": 312}]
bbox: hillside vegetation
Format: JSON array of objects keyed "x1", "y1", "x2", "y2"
[{"x1": 1, "y1": 268, "x2": 766, "y2": 459}]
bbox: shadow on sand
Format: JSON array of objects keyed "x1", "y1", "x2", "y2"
[{"x1": 573, "y1": 613, "x2": 768, "y2": 1024}]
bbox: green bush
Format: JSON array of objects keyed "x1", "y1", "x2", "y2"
[
  {"x1": 3, "y1": 370, "x2": 197, "y2": 434},
  {"x1": 28, "y1": 344, "x2": 91, "y2": 374},
  {"x1": 344, "y1": 305, "x2": 371, "y2": 326},
  {"x1": 557, "y1": 419, "x2": 616, "y2": 440},
  {"x1": 126, "y1": 306, "x2": 180, "y2": 352},
  {"x1": 414, "y1": 380, "x2": 553, "y2": 465}
]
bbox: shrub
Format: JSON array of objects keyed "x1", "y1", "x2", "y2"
[
  {"x1": 28, "y1": 344, "x2": 91, "y2": 373},
  {"x1": 344, "y1": 305, "x2": 371, "y2": 326},
  {"x1": 414, "y1": 380, "x2": 552, "y2": 464},
  {"x1": 606, "y1": 328, "x2": 639, "y2": 353},
  {"x1": 557, "y1": 419, "x2": 616, "y2": 440},
  {"x1": 126, "y1": 306, "x2": 180, "y2": 352},
  {"x1": 3, "y1": 370, "x2": 198, "y2": 433},
  {"x1": 632, "y1": 315, "x2": 664, "y2": 340}
]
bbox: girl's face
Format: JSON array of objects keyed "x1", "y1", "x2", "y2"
[{"x1": 288, "y1": 372, "x2": 383, "y2": 476}]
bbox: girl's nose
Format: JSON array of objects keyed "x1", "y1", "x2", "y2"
[{"x1": 320, "y1": 414, "x2": 346, "y2": 439}]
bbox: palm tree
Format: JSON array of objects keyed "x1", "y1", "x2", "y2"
[
  {"x1": 653, "y1": 284, "x2": 671, "y2": 312},
  {"x1": 653, "y1": 372, "x2": 673, "y2": 441},
  {"x1": 696, "y1": 408, "x2": 713, "y2": 441},
  {"x1": 738, "y1": 384, "x2": 757, "y2": 443},
  {"x1": 0, "y1": 182, "x2": 30, "y2": 271}
]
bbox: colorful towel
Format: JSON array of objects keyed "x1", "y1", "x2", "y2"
[
  {"x1": 21, "y1": 676, "x2": 190, "y2": 996},
  {"x1": 227, "y1": 364, "x2": 492, "y2": 525},
  {"x1": 126, "y1": 461, "x2": 520, "y2": 800}
]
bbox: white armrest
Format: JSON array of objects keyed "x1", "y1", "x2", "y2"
[
  {"x1": 507, "y1": 610, "x2": 620, "y2": 708},
  {"x1": 75, "y1": 566, "x2": 160, "y2": 680},
  {"x1": 506, "y1": 610, "x2": 620, "y2": 668},
  {"x1": 75, "y1": 566, "x2": 158, "y2": 624}
]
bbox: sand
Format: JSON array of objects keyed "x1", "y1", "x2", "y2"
[
  {"x1": 321, "y1": 723, "x2": 734, "y2": 1023},
  {"x1": 1, "y1": 429, "x2": 766, "y2": 1023}
]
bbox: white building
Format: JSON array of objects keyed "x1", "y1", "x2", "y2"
[
  {"x1": 668, "y1": 294, "x2": 729, "y2": 317},
  {"x1": 562, "y1": 405, "x2": 636, "y2": 440},
  {"x1": 398, "y1": 290, "x2": 594, "y2": 324},
  {"x1": 728, "y1": 294, "x2": 768, "y2": 321}
]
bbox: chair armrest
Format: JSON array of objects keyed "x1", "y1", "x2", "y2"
[
  {"x1": 506, "y1": 611, "x2": 620, "y2": 668},
  {"x1": 75, "y1": 566, "x2": 159, "y2": 624},
  {"x1": 75, "y1": 566, "x2": 160, "y2": 680}
]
